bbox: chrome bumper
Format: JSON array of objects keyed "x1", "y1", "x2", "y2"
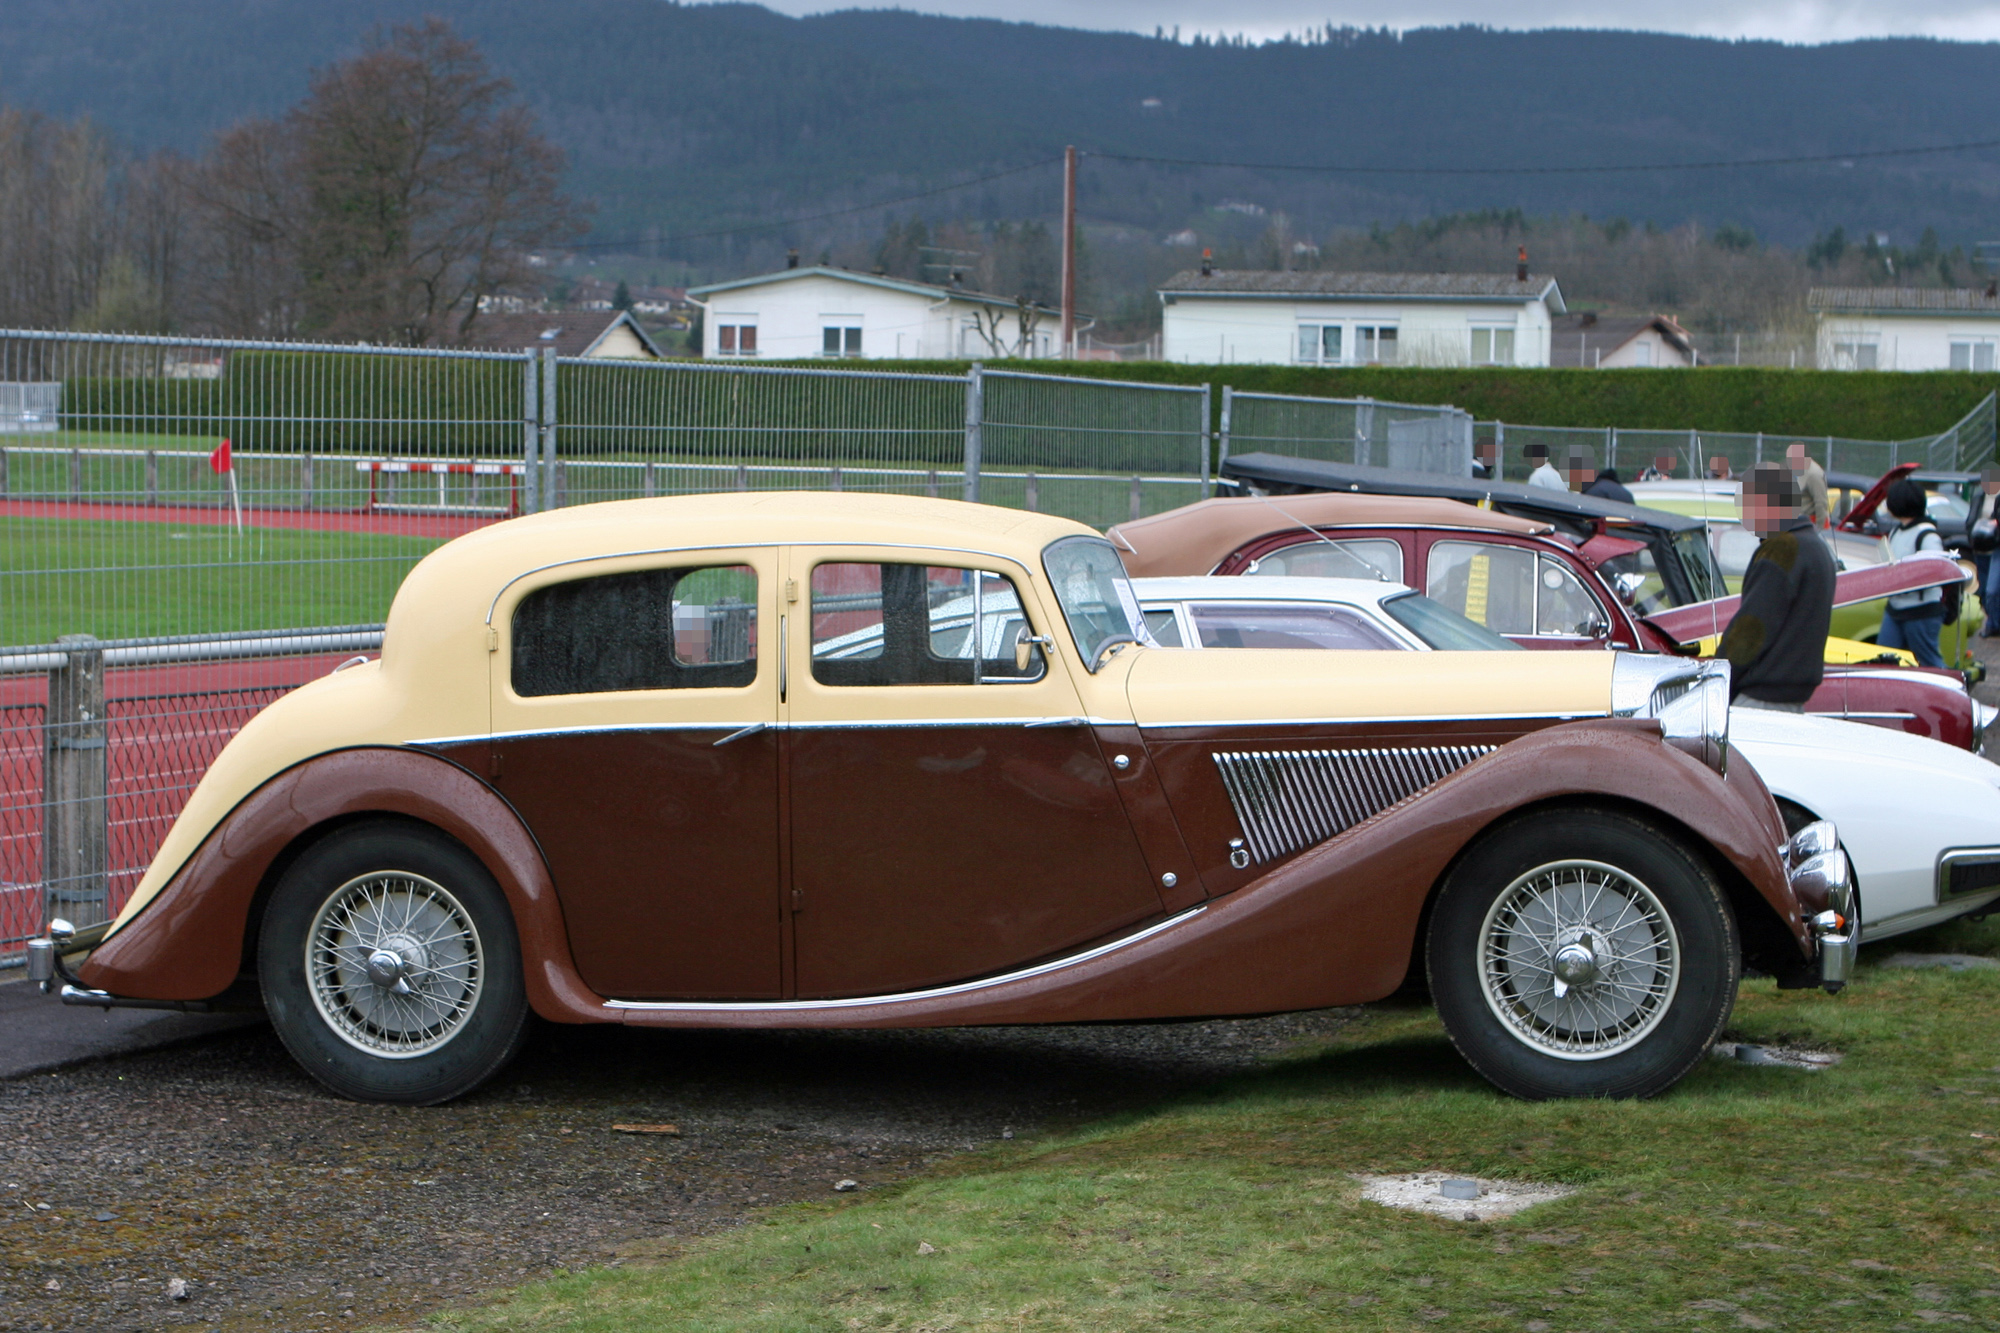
[{"x1": 1787, "y1": 820, "x2": 1856, "y2": 991}]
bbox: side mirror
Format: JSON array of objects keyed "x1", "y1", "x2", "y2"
[{"x1": 1014, "y1": 626, "x2": 1055, "y2": 673}]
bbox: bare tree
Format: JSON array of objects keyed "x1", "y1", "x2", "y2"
[{"x1": 180, "y1": 18, "x2": 585, "y2": 344}]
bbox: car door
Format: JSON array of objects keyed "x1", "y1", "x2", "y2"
[
  {"x1": 784, "y1": 548, "x2": 1163, "y2": 999},
  {"x1": 487, "y1": 550, "x2": 782, "y2": 1000},
  {"x1": 1420, "y1": 536, "x2": 1613, "y2": 650}
]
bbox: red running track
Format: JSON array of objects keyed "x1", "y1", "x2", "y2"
[{"x1": 0, "y1": 496, "x2": 506, "y2": 539}]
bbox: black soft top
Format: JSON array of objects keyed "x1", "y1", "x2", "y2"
[{"x1": 1219, "y1": 452, "x2": 1709, "y2": 537}]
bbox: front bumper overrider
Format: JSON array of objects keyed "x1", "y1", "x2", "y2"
[{"x1": 1786, "y1": 820, "x2": 1856, "y2": 991}]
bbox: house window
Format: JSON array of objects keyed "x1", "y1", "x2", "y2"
[
  {"x1": 1297, "y1": 324, "x2": 1343, "y2": 365},
  {"x1": 822, "y1": 326, "x2": 863, "y2": 357},
  {"x1": 1950, "y1": 341, "x2": 1996, "y2": 372},
  {"x1": 1470, "y1": 328, "x2": 1516, "y2": 366},
  {"x1": 1831, "y1": 341, "x2": 1877, "y2": 370},
  {"x1": 1356, "y1": 325, "x2": 1399, "y2": 364},
  {"x1": 716, "y1": 323, "x2": 758, "y2": 356}
]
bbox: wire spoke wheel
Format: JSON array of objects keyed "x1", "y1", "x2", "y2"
[
  {"x1": 305, "y1": 871, "x2": 485, "y2": 1059},
  {"x1": 1476, "y1": 858, "x2": 1680, "y2": 1061}
]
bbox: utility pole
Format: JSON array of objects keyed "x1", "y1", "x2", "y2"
[{"x1": 1060, "y1": 145, "x2": 1077, "y2": 359}]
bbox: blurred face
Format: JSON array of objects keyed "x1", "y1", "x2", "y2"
[
  {"x1": 1786, "y1": 443, "x2": 1808, "y2": 472},
  {"x1": 1743, "y1": 487, "x2": 1787, "y2": 535},
  {"x1": 1983, "y1": 465, "x2": 2000, "y2": 496},
  {"x1": 1653, "y1": 455, "x2": 1675, "y2": 477}
]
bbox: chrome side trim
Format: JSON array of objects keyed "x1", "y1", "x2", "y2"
[
  {"x1": 1214, "y1": 745, "x2": 1496, "y2": 864},
  {"x1": 1141, "y1": 712, "x2": 1589, "y2": 731},
  {"x1": 604, "y1": 905, "x2": 1207, "y2": 1012},
  {"x1": 418, "y1": 717, "x2": 1127, "y2": 747}
]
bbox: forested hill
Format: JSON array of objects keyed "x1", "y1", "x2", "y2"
[{"x1": 9, "y1": 1, "x2": 2000, "y2": 257}]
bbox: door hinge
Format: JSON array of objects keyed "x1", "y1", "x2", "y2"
[
  {"x1": 489, "y1": 749, "x2": 505, "y2": 779},
  {"x1": 785, "y1": 578, "x2": 799, "y2": 604},
  {"x1": 791, "y1": 886, "x2": 804, "y2": 912},
  {"x1": 486, "y1": 626, "x2": 499, "y2": 652}
]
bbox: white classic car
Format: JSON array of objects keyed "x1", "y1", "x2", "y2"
[{"x1": 1133, "y1": 575, "x2": 2000, "y2": 941}]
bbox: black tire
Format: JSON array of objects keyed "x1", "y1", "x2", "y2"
[
  {"x1": 1426, "y1": 808, "x2": 1738, "y2": 1100},
  {"x1": 258, "y1": 820, "x2": 530, "y2": 1105}
]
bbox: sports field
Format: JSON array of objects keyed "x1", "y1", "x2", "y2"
[{"x1": 0, "y1": 514, "x2": 448, "y2": 646}]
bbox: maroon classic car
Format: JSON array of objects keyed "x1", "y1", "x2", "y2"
[
  {"x1": 1111, "y1": 467, "x2": 1988, "y2": 751},
  {"x1": 31, "y1": 494, "x2": 1851, "y2": 1106}
]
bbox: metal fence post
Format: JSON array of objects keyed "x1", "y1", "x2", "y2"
[
  {"x1": 521, "y1": 353, "x2": 540, "y2": 513},
  {"x1": 539, "y1": 348, "x2": 558, "y2": 512},
  {"x1": 1198, "y1": 383, "x2": 1213, "y2": 496},
  {"x1": 1355, "y1": 397, "x2": 1375, "y2": 467},
  {"x1": 69, "y1": 447, "x2": 81, "y2": 499},
  {"x1": 1606, "y1": 426, "x2": 1615, "y2": 471},
  {"x1": 300, "y1": 453, "x2": 313, "y2": 508},
  {"x1": 1025, "y1": 472, "x2": 1039, "y2": 512},
  {"x1": 1755, "y1": 432, "x2": 1764, "y2": 465},
  {"x1": 145, "y1": 449, "x2": 158, "y2": 506},
  {"x1": 1217, "y1": 385, "x2": 1233, "y2": 470},
  {"x1": 43, "y1": 634, "x2": 107, "y2": 929},
  {"x1": 0, "y1": 447, "x2": 7, "y2": 496},
  {"x1": 1494, "y1": 421, "x2": 1505, "y2": 480},
  {"x1": 1130, "y1": 475, "x2": 1144, "y2": 521},
  {"x1": 1827, "y1": 435, "x2": 1835, "y2": 476},
  {"x1": 962, "y1": 361, "x2": 984, "y2": 503}
]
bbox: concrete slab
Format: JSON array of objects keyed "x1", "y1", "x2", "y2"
[{"x1": 0, "y1": 974, "x2": 262, "y2": 1081}]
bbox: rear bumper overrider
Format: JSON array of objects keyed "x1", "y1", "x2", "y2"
[{"x1": 1787, "y1": 821, "x2": 1855, "y2": 991}]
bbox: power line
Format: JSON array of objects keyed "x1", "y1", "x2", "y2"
[
  {"x1": 564, "y1": 156, "x2": 1065, "y2": 253},
  {"x1": 1088, "y1": 136, "x2": 2000, "y2": 177}
]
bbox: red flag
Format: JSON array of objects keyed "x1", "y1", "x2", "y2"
[{"x1": 208, "y1": 438, "x2": 233, "y2": 474}]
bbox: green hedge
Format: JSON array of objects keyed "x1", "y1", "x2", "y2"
[
  {"x1": 839, "y1": 361, "x2": 1998, "y2": 442},
  {"x1": 48, "y1": 350, "x2": 1998, "y2": 456}
]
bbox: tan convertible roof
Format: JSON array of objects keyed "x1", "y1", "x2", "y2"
[{"x1": 1109, "y1": 493, "x2": 1553, "y2": 577}]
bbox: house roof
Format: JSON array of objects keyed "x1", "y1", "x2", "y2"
[
  {"x1": 1809, "y1": 286, "x2": 2000, "y2": 317},
  {"x1": 1158, "y1": 269, "x2": 1565, "y2": 312},
  {"x1": 460, "y1": 309, "x2": 662, "y2": 357},
  {"x1": 1549, "y1": 312, "x2": 1694, "y2": 367},
  {"x1": 688, "y1": 265, "x2": 1059, "y2": 313}
]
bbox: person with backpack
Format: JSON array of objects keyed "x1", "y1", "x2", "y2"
[{"x1": 1879, "y1": 477, "x2": 1949, "y2": 668}]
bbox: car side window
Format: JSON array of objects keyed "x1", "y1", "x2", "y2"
[
  {"x1": 810, "y1": 562, "x2": 1045, "y2": 686},
  {"x1": 1189, "y1": 602, "x2": 1401, "y2": 651},
  {"x1": 1426, "y1": 542, "x2": 1535, "y2": 636},
  {"x1": 511, "y1": 564, "x2": 757, "y2": 697},
  {"x1": 1535, "y1": 556, "x2": 1605, "y2": 637},
  {"x1": 1246, "y1": 537, "x2": 1403, "y2": 583},
  {"x1": 1142, "y1": 607, "x2": 1185, "y2": 647}
]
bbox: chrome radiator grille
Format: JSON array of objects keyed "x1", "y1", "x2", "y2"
[{"x1": 1213, "y1": 745, "x2": 1497, "y2": 864}]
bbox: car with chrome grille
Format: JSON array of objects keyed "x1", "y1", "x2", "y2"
[{"x1": 29, "y1": 492, "x2": 1851, "y2": 1105}]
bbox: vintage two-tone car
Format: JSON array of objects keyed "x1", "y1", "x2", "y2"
[{"x1": 30, "y1": 493, "x2": 1852, "y2": 1105}]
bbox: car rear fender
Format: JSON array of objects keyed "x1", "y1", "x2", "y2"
[{"x1": 76, "y1": 746, "x2": 603, "y2": 1021}]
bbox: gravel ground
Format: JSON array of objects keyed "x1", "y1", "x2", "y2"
[{"x1": 0, "y1": 1007, "x2": 1360, "y2": 1333}]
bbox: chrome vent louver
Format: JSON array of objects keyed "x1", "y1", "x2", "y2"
[{"x1": 1213, "y1": 745, "x2": 1496, "y2": 865}]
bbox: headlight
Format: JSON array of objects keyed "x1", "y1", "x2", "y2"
[{"x1": 1611, "y1": 653, "x2": 1732, "y2": 774}]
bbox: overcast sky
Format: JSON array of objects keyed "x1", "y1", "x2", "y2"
[{"x1": 760, "y1": 1, "x2": 2000, "y2": 43}]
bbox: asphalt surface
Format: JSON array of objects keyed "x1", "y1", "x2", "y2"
[
  {"x1": 0, "y1": 976, "x2": 261, "y2": 1081},
  {"x1": 0, "y1": 996, "x2": 1360, "y2": 1333}
]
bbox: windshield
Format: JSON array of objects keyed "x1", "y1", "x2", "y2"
[
  {"x1": 1043, "y1": 536, "x2": 1146, "y2": 669},
  {"x1": 1382, "y1": 592, "x2": 1524, "y2": 651}
]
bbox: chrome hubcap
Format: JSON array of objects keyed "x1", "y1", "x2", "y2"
[
  {"x1": 1477, "y1": 859, "x2": 1681, "y2": 1061},
  {"x1": 305, "y1": 872, "x2": 484, "y2": 1059}
]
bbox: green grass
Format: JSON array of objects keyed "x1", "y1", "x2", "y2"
[
  {"x1": 419, "y1": 918, "x2": 2000, "y2": 1333},
  {"x1": 0, "y1": 516, "x2": 444, "y2": 645}
]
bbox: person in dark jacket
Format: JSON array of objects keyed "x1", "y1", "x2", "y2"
[
  {"x1": 1716, "y1": 463, "x2": 1835, "y2": 712},
  {"x1": 1583, "y1": 468, "x2": 1634, "y2": 504}
]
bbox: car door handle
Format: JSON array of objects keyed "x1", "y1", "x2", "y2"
[{"x1": 713, "y1": 723, "x2": 768, "y2": 747}]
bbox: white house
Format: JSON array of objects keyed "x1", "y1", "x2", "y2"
[
  {"x1": 1549, "y1": 312, "x2": 1696, "y2": 368},
  {"x1": 1810, "y1": 286, "x2": 2000, "y2": 371},
  {"x1": 687, "y1": 266, "x2": 1064, "y2": 360},
  {"x1": 1158, "y1": 268, "x2": 1565, "y2": 366}
]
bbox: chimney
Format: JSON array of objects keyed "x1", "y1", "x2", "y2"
[
  {"x1": 1516, "y1": 245, "x2": 1528, "y2": 283},
  {"x1": 1200, "y1": 248, "x2": 1213, "y2": 278},
  {"x1": 786, "y1": 248, "x2": 800, "y2": 270}
]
